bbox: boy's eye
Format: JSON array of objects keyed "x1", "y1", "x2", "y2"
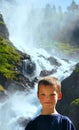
[
  {"x1": 40, "y1": 94, "x2": 45, "y2": 96},
  {"x1": 50, "y1": 94, "x2": 56, "y2": 96}
]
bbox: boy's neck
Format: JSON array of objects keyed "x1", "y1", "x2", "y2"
[{"x1": 41, "y1": 108, "x2": 58, "y2": 115}]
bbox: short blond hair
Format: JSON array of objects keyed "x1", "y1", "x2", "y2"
[{"x1": 38, "y1": 76, "x2": 61, "y2": 93}]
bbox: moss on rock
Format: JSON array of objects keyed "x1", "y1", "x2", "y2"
[{"x1": 0, "y1": 36, "x2": 22, "y2": 80}]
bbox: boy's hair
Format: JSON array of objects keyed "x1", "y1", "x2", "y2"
[{"x1": 38, "y1": 76, "x2": 61, "y2": 93}]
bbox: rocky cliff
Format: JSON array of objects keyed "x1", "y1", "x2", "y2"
[
  {"x1": 57, "y1": 63, "x2": 79, "y2": 130},
  {"x1": 0, "y1": 13, "x2": 36, "y2": 94},
  {"x1": 0, "y1": 14, "x2": 9, "y2": 39}
]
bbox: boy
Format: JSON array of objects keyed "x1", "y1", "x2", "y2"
[{"x1": 25, "y1": 76, "x2": 76, "y2": 130}]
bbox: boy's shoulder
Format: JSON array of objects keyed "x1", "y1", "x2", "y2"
[
  {"x1": 58, "y1": 114, "x2": 70, "y2": 119},
  {"x1": 59, "y1": 114, "x2": 72, "y2": 123},
  {"x1": 55, "y1": 114, "x2": 73, "y2": 124}
]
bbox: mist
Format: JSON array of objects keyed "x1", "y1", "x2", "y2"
[{"x1": 0, "y1": 0, "x2": 79, "y2": 58}]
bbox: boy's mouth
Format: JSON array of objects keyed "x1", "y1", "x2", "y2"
[{"x1": 44, "y1": 102, "x2": 51, "y2": 104}]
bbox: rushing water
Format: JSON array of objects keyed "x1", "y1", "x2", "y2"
[
  {"x1": 0, "y1": 0, "x2": 77, "y2": 130},
  {"x1": 0, "y1": 89, "x2": 41, "y2": 130}
]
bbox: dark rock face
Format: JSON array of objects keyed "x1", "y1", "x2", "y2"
[
  {"x1": 40, "y1": 69, "x2": 57, "y2": 77},
  {"x1": 57, "y1": 63, "x2": 79, "y2": 130},
  {"x1": 39, "y1": 56, "x2": 61, "y2": 77},
  {"x1": 0, "y1": 91, "x2": 7, "y2": 101},
  {"x1": 0, "y1": 14, "x2": 9, "y2": 39},
  {"x1": 47, "y1": 57, "x2": 61, "y2": 66},
  {"x1": 69, "y1": 99, "x2": 79, "y2": 130},
  {"x1": 0, "y1": 73, "x2": 7, "y2": 87},
  {"x1": 17, "y1": 117, "x2": 31, "y2": 128},
  {"x1": 62, "y1": 63, "x2": 79, "y2": 104}
]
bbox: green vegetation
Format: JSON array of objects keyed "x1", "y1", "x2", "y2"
[
  {"x1": 75, "y1": 68, "x2": 79, "y2": 73},
  {"x1": 0, "y1": 20, "x2": 5, "y2": 25},
  {"x1": 71, "y1": 98, "x2": 79, "y2": 106},
  {"x1": 39, "y1": 41, "x2": 79, "y2": 58},
  {"x1": 0, "y1": 36, "x2": 22, "y2": 80},
  {"x1": 55, "y1": 42, "x2": 79, "y2": 53},
  {"x1": 0, "y1": 84, "x2": 5, "y2": 91}
]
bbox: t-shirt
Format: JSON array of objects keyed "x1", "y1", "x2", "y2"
[{"x1": 25, "y1": 114, "x2": 76, "y2": 130}]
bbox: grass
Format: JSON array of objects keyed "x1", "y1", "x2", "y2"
[{"x1": 0, "y1": 36, "x2": 22, "y2": 80}]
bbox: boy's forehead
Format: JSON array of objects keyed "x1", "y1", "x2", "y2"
[
  {"x1": 38, "y1": 76, "x2": 59, "y2": 85},
  {"x1": 39, "y1": 84, "x2": 57, "y2": 91}
]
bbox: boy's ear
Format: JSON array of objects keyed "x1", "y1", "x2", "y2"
[{"x1": 58, "y1": 92, "x2": 62, "y2": 100}]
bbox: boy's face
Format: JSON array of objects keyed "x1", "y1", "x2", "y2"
[{"x1": 37, "y1": 84, "x2": 62, "y2": 110}]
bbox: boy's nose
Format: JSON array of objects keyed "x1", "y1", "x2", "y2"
[{"x1": 46, "y1": 95, "x2": 51, "y2": 100}]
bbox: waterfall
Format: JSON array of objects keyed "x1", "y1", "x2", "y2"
[
  {"x1": 0, "y1": 0, "x2": 77, "y2": 130},
  {"x1": 0, "y1": 90, "x2": 41, "y2": 130}
]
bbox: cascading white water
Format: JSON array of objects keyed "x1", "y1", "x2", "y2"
[
  {"x1": 0, "y1": 88, "x2": 41, "y2": 130},
  {"x1": 0, "y1": 0, "x2": 77, "y2": 130}
]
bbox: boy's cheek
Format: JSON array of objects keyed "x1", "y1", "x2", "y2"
[{"x1": 37, "y1": 95, "x2": 43, "y2": 101}]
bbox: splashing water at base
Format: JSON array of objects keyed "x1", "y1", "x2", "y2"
[{"x1": 0, "y1": 87, "x2": 41, "y2": 130}]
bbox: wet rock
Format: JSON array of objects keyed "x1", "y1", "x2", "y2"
[
  {"x1": 57, "y1": 62, "x2": 79, "y2": 117},
  {"x1": 17, "y1": 117, "x2": 31, "y2": 127},
  {"x1": 40, "y1": 69, "x2": 57, "y2": 77},
  {"x1": 47, "y1": 57, "x2": 61, "y2": 66},
  {"x1": 22, "y1": 59, "x2": 36, "y2": 76}
]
